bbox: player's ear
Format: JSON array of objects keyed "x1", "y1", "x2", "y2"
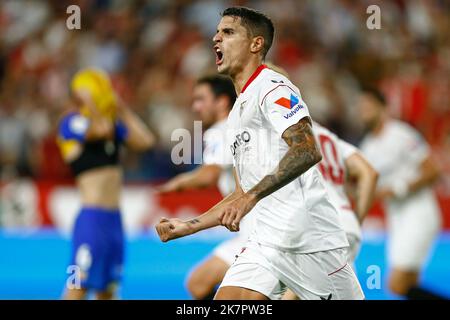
[{"x1": 250, "y1": 36, "x2": 265, "y2": 55}]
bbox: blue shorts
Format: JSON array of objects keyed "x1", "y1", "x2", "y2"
[{"x1": 70, "y1": 207, "x2": 124, "y2": 291}]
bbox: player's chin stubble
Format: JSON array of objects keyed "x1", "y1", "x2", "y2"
[{"x1": 217, "y1": 64, "x2": 228, "y2": 75}]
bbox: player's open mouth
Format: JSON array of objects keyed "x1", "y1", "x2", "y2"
[{"x1": 214, "y1": 47, "x2": 223, "y2": 65}]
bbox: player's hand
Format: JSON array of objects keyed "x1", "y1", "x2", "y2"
[
  {"x1": 155, "y1": 218, "x2": 191, "y2": 242},
  {"x1": 219, "y1": 193, "x2": 258, "y2": 232}
]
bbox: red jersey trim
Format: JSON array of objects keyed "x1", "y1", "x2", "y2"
[
  {"x1": 260, "y1": 84, "x2": 298, "y2": 106},
  {"x1": 241, "y1": 64, "x2": 268, "y2": 93}
]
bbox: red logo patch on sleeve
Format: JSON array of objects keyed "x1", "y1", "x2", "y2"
[
  {"x1": 274, "y1": 94, "x2": 300, "y2": 109},
  {"x1": 275, "y1": 97, "x2": 292, "y2": 109}
]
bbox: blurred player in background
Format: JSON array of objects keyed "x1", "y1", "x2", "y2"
[
  {"x1": 158, "y1": 75, "x2": 241, "y2": 299},
  {"x1": 283, "y1": 121, "x2": 378, "y2": 299},
  {"x1": 58, "y1": 68, "x2": 155, "y2": 299},
  {"x1": 265, "y1": 63, "x2": 378, "y2": 264},
  {"x1": 358, "y1": 87, "x2": 444, "y2": 300},
  {"x1": 158, "y1": 75, "x2": 235, "y2": 196},
  {"x1": 157, "y1": 7, "x2": 364, "y2": 300},
  {"x1": 313, "y1": 122, "x2": 378, "y2": 262}
]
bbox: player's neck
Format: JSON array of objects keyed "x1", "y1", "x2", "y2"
[{"x1": 232, "y1": 59, "x2": 264, "y2": 94}]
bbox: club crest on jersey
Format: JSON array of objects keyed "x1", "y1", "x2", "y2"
[{"x1": 274, "y1": 94, "x2": 304, "y2": 119}]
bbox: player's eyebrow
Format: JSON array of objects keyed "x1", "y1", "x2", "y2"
[{"x1": 216, "y1": 27, "x2": 234, "y2": 34}]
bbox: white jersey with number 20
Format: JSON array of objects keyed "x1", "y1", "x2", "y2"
[{"x1": 313, "y1": 122, "x2": 362, "y2": 242}]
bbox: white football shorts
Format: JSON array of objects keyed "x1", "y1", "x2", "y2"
[{"x1": 219, "y1": 240, "x2": 365, "y2": 300}]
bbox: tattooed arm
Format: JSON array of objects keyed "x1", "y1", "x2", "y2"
[
  {"x1": 218, "y1": 117, "x2": 322, "y2": 231},
  {"x1": 156, "y1": 168, "x2": 244, "y2": 242},
  {"x1": 249, "y1": 117, "x2": 322, "y2": 200},
  {"x1": 156, "y1": 118, "x2": 322, "y2": 240}
]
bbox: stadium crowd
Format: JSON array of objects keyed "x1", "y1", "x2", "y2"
[{"x1": 0, "y1": 0, "x2": 448, "y2": 188}]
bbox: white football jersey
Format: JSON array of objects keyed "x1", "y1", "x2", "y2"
[
  {"x1": 226, "y1": 65, "x2": 348, "y2": 252},
  {"x1": 203, "y1": 119, "x2": 234, "y2": 196},
  {"x1": 360, "y1": 119, "x2": 440, "y2": 214},
  {"x1": 312, "y1": 122, "x2": 362, "y2": 239},
  {"x1": 360, "y1": 119, "x2": 442, "y2": 269},
  {"x1": 360, "y1": 120, "x2": 429, "y2": 189}
]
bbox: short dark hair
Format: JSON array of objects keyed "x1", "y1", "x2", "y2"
[
  {"x1": 361, "y1": 86, "x2": 387, "y2": 106},
  {"x1": 197, "y1": 75, "x2": 237, "y2": 108},
  {"x1": 222, "y1": 6, "x2": 274, "y2": 59}
]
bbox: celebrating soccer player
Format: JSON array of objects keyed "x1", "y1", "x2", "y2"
[{"x1": 156, "y1": 7, "x2": 364, "y2": 300}]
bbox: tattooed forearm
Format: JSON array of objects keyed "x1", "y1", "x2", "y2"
[
  {"x1": 188, "y1": 218, "x2": 200, "y2": 224},
  {"x1": 248, "y1": 117, "x2": 322, "y2": 200}
]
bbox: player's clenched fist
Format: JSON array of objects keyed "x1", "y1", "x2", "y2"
[
  {"x1": 219, "y1": 193, "x2": 258, "y2": 232},
  {"x1": 155, "y1": 218, "x2": 192, "y2": 242}
]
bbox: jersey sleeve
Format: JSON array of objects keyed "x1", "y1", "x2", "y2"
[
  {"x1": 59, "y1": 113, "x2": 89, "y2": 142},
  {"x1": 337, "y1": 139, "x2": 359, "y2": 161},
  {"x1": 57, "y1": 113, "x2": 89, "y2": 160},
  {"x1": 260, "y1": 85, "x2": 311, "y2": 137}
]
